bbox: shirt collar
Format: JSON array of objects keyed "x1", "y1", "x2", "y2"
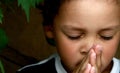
[
  {"x1": 110, "y1": 58, "x2": 120, "y2": 73},
  {"x1": 55, "y1": 54, "x2": 67, "y2": 73}
]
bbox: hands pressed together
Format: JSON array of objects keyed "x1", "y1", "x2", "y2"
[{"x1": 73, "y1": 45, "x2": 103, "y2": 73}]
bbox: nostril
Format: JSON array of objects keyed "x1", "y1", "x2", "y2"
[
  {"x1": 80, "y1": 42, "x2": 95, "y2": 55},
  {"x1": 80, "y1": 46, "x2": 92, "y2": 55},
  {"x1": 80, "y1": 50, "x2": 89, "y2": 55},
  {"x1": 81, "y1": 52, "x2": 88, "y2": 55}
]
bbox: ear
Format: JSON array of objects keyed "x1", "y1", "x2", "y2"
[
  {"x1": 43, "y1": 25, "x2": 56, "y2": 46},
  {"x1": 43, "y1": 25, "x2": 54, "y2": 39}
]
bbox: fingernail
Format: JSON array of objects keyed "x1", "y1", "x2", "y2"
[
  {"x1": 96, "y1": 45, "x2": 102, "y2": 51},
  {"x1": 91, "y1": 49, "x2": 96, "y2": 59},
  {"x1": 91, "y1": 67, "x2": 95, "y2": 73},
  {"x1": 87, "y1": 63, "x2": 91, "y2": 70},
  {"x1": 96, "y1": 45, "x2": 103, "y2": 54},
  {"x1": 92, "y1": 51, "x2": 96, "y2": 59}
]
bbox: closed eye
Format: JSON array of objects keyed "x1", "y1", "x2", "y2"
[
  {"x1": 68, "y1": 36, "x2": 80, "y2": 40},
  {"x1": 101, "y1": 36, "x2": 113, "y2": 40},
  {"x1": 67, "y1": 33, "x2": 85, "y2": 40}
]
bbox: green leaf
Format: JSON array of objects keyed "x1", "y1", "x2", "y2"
[
  {"x1": 0, "y1": 8, "x2": 3, "y2": 24},
  {"x1": 18, "y1": 0, "x2": 30, "y2": 22},
  {"x1": 18, "y1": 0, "x2": 43, "y2": 22},
  {"x1": 0, "y1": 60, "x2": 5, "y2": 73},
  {"x1": 0, "y1": 29, "x2": 8, "y2": 52}
]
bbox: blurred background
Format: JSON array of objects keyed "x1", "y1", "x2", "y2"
[
  {"x1": 0, "y1": 0, "x2": 56, "y2": 73},
  {"x1": 0, "y1": 0, "x2": 119, "y2": 73}
]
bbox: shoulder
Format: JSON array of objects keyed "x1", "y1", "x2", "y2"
[{"x1": 16, "y1": 54, "x2": 57, "y2": 73}]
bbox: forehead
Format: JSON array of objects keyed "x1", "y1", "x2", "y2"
[
  {"x1": 64, "y1": 0, "x2": 119, "y2": 3},
  {"x1": 60, "y1": 0, "x2": 119, "y2": 11},
  {"x1": 54, "y1": 0, "x2": 120, "y2": 29},
  {"x1": 58, "y1": 0, "x2": 119, "y2": 19}
]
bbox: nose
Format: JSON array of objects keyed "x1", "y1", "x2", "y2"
[{"x1": 80, "y1": 37, "x2": 96, "y2": 55}]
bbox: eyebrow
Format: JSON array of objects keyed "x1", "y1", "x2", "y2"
[
  {"x1": 101, "y1": 24, "x2": 120, "y2": 31},
  {"x1": 61, "y1": 24, "x2": 86, "y2": 32},
  {"x1": 61, "y1": 24, "x2": 120, "y2": 33}
]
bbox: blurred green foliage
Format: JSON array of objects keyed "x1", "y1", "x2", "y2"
[
  {"x1": 18, "y1": 0, "x2": 43, "y2": 22},
  {"x1": 0, "y1": 0, "x2": 43, "y2": 23},
  {"x1": 0, "y1": 0, "x2": 43, "y2": 73},
  {"x1": 0, "y1": 28, "x2": 8, "y2": 52},
  {"x1": 0, "y1": 28, "x2": 8, "y2": 73},
  {"x1": 0, "y1": 60, "x2": 5, "y2": 73}
]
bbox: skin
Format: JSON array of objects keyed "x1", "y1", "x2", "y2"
[{"x1": 45, "y1": 0, "x2": 120, "y2": 73}]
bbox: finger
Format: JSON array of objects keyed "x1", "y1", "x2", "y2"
[
  {"x1": 73, "y1": 55, "x2": 89, "y2": 73},
  {"x1": 73, "y1": 51, "x2": 91, "y2": 73},
  {"x1": 94, "y1": 45, "x2": 102, "y2": 73},
  {"x1": 84, "y1": 63, "x2": 92, "y2": 73},
  {"x1": 90, "y1": 45, "x2": 102, "y2": 73},
  {"x1": 90, "y1": 49, "x2": 96, "y2": 67},
  {"x1": 75, "y1": 63, "x2": 92, "y2": 73},
  {"x1": 90, "y1": 66, "x2": 95, "y2": 73},
  {"x1": 94, "y1": 45, "x2": 103, "y2": 71}
]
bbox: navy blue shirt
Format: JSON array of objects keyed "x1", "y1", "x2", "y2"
[{"x1": 16, "y1": 58, "x2": 57, "y2": 73}]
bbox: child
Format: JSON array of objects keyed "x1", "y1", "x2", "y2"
[{"x1": 17, "y1": 0, "x2": 120, "y2": 73}]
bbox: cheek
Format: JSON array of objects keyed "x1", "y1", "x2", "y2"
[
  {"x1": 56, "y1": 38, "x2": 79, "y2": 60},
  {"x1": 103, "y1": 41, "x2": 118, "y2": 58},
  {"x1": 55, "y1": 34, "x2": 82, "y2": 70},
  {"x1": 101, "y1": 39, "x2": 119, "y2": 71}
]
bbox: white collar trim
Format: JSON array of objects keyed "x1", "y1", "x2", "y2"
[
  {"x1": 55, "y1": 54, "x2": 67, "y2": 73},
  {"x1": 110, "y1": 58, "x2": 120, "y2": 73}
]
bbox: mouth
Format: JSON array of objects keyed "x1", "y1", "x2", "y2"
[
  {"x1": 73, "y1": 59, "x2": 83, "y2": 71},
  {"x1": 74, "y1": 53, "x2": 90, "y2": 71},
  {"x1": 75, "y1": 60, "x2": 82, "y2": 67}
]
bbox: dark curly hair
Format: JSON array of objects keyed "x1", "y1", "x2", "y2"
[{"x1": 42, "y1": 0, "x2": 67, "y2": 26}]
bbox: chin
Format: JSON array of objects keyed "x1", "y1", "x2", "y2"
[{"x1": 101, "y1": 60, "x2": 113, "y2": 73}]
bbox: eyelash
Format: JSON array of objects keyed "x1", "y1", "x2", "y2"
[
  {"x1": 68, "y1": 36, "x2": 80, "y2": 40},
  {"x1": 68, "y1": 35, "x2": 113, "y2": 40},
  {"x1": 100, "y1": 36, "x2": 113, "y2": 40}
]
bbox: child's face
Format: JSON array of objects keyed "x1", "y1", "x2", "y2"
[{"x1": 51, "y1": 0, "x2": 120, "y2": 72}]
